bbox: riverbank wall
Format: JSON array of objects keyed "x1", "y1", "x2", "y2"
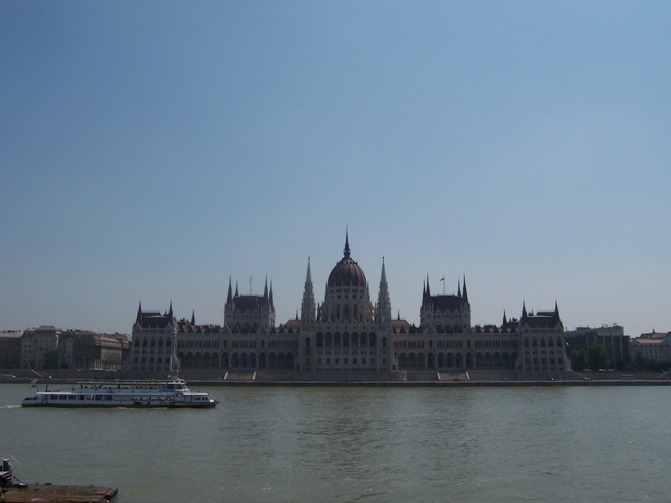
[{"x1": 2, "y1": 368, "x2": 669, "y2": 387}]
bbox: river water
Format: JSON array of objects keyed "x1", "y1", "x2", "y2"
[{"x1": 1, "y1": 384, "x2": 669, "y2": 502}]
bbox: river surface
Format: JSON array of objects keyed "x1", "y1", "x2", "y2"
[{"x1": 1, "y1": 384, "x2": 670, "y2": 502}]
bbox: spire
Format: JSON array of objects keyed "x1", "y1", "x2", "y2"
[
  {"x1": 426, "y1": 275, "x2": 431, "y2": 297},
  {"x1": 462, "y1": 275, "x2": 468, "y2": 303},
  {"x1": 227, "y1": 276, "x2": 233, "y2": 304},
  {"x1": 235, "y1": 281, "x2": 239, "y2": 297},
  {"x1": 522, "y1": 301, "x2": 528, "y2": 319},
  {"x1": 136, "y1": 301, "x2": 142, "y2": 324},
  {"x1": 377, "y1": 257, "x2": 391, "y2": 325},
  {"x1": 191, "y1": 310, "x2": 195, "y2": 325},
  {"x1": 458, "y1": 280, "x2": 461, "y2": 297},
  {"x1": 301, "y1": 257, "x2": 316, "y2": 324},
  {"x1": 168, "y1": 301, "x2": 173, "y2": 319},
  {"x1": 503, "y1": 310, "x2": 507, "y2": 325},
  {"x1": 264, "y1": 276, "x2": 268, "y2": 299},
  {"x1": 344, "y1": 230, "x2": 351, "y2": 259},
  {"x1": 554, "y1": 301, "x2": 560, "y2": 321},
  {"x1": 269, "y1": 281, "x2": 274, "y2": 307}
]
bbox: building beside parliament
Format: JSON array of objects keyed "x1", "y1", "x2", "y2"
[{"x1": 129, "y1": 235, "x2": 570, "y2": 378}]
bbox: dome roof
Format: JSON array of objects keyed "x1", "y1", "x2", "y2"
[{"x1": 327, "y1": 234, "x2": 366, "y2": 287}]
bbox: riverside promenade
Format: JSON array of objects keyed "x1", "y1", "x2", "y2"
[{"x1": 4, "y1": 369, "x2": 670, "y2": 387}]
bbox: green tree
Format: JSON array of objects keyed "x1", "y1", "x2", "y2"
[
  {"x1": 42, "y1": 350, "x2": 60, "y2": 369},
  {"x1": 586, "y1": 343, "x2": 609, "y2": 370},
  {"x1": 570, "y1": 348, "x2": 588, "y2": 371}
]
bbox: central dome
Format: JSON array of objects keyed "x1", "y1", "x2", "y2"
[{"x1": 327, "y1": 234, "x2": 366, "y2": 287}]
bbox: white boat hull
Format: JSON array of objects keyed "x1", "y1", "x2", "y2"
[{"x1": 21, "y1": 378, "x2": 218, "y2": 409}]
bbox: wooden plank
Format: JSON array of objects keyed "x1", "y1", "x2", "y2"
[{"x1": 0, "y1": 484, "x2": 118, "y2": 503}]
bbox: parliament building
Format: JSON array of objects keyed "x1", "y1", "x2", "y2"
[{"x1": 129, "y1": 234, "x2": 570, "y2": 379}]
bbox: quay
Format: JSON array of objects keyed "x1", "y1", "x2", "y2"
[
  {"x1": 3, "y1": 369, "x2": 671, "y2": 387},
  {"x1": 0, "y1": 484, "x2": 117, "y2": 503},
  {"x1": 192, "y1": 379, "x2": 671, "y2": 387}
]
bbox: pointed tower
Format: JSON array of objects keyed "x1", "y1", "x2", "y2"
[
  {"x1": 462, "y1": 275, "x2": 469, "y2": 304},
  {"x1": 191, "y1": 310, "x2": 195, "y2": 325},
  {"x1": 344, "y1": 229, "x2": 351, "y2": 258},
  {"x1": 135, "y1": 301, "x2": 142, "y2": 325},
  {"x1": 377, "y1": 258, "x2": 392, "y2": 325},
  {"x1": 269, "y1": 281, "x2": 274, "y2": 308},
  {"x1": 301, "y1": 258, "x2": 316, "y2": 325},
  {"x1": 553, "y1": 301, "x2": 562, "y2": 328}
]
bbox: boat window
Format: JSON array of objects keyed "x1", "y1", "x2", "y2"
[
  {"x1": 105, "y1": 395, "x2": 113, "y2": 401},
  {"x1": 95, "y1": 395, "x2": 104, "y2": 401},
  {"x1": 58, "y1": 395, "x2": 67, "y2": 400},
  {"x1": 68, "y1": 395, "x2": 76, "y2": 400}
]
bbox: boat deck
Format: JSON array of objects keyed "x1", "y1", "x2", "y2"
[{"x1": 0, "y1": 483, "x2": 118, "y2": 502}]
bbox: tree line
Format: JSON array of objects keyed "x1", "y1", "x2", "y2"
[{"x1": 570, "y1": 342, "x2": 670, "y2": 373}]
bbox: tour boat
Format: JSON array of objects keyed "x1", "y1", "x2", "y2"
[{"x1": 21, "y1": 377, "x2": 218, "y2": 408}]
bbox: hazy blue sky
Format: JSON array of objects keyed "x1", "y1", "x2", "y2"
[{"x1": 2, "y1": 1, "x2": 670, "y2": 337}]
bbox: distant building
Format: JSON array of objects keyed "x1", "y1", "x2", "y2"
[
  {"x1": 129, "y1": 305, "x2": 177, "y2": 373},
  {"x1": 0, "y1": 331, "x2": 23, "y2": 369},
  {"x1": 8, "y1": 327, "x2": 130, "y2": 371},
  {"x1": 21, "y1": 326, "x2": 61, "y2": 369},
  {"x1": 564, "y1": 325, "x2": 630, "y2": 368},
  {"x1": 630, "y1": 331, "x2": 671, "y2": 362},
  {"x1": 130, "y1": 234, "x2": 571, "y2": 378},
  {"x1": 64, "y1": 330, "x2": 128, "y2": 370}
]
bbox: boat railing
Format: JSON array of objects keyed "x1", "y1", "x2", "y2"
[{"x1": 75, "y1": 378, "x2": 189, "y2": 390}]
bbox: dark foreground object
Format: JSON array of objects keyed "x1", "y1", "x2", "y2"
[{"x1": 0, "y1": 484, "x2": 118, "y2": 503}]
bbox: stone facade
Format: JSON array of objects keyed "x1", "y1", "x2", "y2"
[
  {"x1": 130, "y1": 235, "x2": 571, "y2": 377},
  {"x1": 21, "y1": 326, "x2": 61, "y2": 369},
  {"x1": 0, "y1": 331, "x2": 23, "y2": 369},
  {"x1": 630, "y1": 331, "x2": 671, "y2": 362}
]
